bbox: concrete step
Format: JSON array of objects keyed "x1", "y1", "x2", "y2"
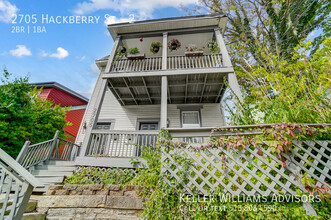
[
  {"x1": 32, "y1": 170, "x2": 74, "y2": 176},
  {"x1": 34, "y1": 166, "x2": 76, "y2": 171},
  {"x1": 35, "y1": 176, "x2": 64, "y2": 184},
  {"x1": 45, "y1": 160, "x2": 75, "y2": 166}
]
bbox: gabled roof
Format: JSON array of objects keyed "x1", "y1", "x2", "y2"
[
  {"x1": 107, "y1": 13, "x2": 227, "y2": 40},
  {"x1": 31, "y1": 82, "x2": 89, "y2": 103}
]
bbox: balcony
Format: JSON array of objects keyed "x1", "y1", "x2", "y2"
[{"x1": 109, "y1": 54, "x2": 223, "y2": 73}]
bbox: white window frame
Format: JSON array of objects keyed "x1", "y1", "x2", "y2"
[{"x1": 181, "y1": 111, "x2": 201, "y2": 128}]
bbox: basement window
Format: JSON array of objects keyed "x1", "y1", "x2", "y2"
[{"x1": 181, "y1": 111, "x2": 200, "y2": 128}]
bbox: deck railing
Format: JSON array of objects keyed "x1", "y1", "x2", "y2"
[
  {"x1": 167, "y1": 54, "x2": 222, "y2": 70},
  {"x1": 85, "y1": 130, "x2": 158, "y2": 157},
  {"x1": 16, "y1": 131, "x2": 80, "y2": 169},
  {"x1": 0, "y1": 148, "x2": 42, "y2": 219},
  {"x1": 110, "y1": 57, "x2": 162, "y2": 73},
  {"x1": 108, "y1": 54, "x2": 223, "y2": 73}
]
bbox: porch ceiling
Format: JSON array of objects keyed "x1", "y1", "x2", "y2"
[{"x1": 107, "y1": 73, "x2": 226, "y2": 105}]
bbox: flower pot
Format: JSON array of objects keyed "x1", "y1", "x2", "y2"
[
  {"x1": 127, "y1": 53, "x2": 145, "y2": 60},
  {"x1": 153, "y1": 46, "x2": 160, "y2": 53},
  {"x1": 171, "y1": 43, "x2": 177, "y2": 50},
  {"x1": 185, "y1": 51, "x2": 204, "y2": 57},
  {"x1": 120, "y1": 47, "x2": 126, "y2": 54}
]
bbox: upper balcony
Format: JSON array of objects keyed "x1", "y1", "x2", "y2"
[{"x1": 95, "y1": 14, "x2": 237, "y2": 106}]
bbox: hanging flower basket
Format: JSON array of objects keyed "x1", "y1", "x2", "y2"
[
  {"x1": 149, "y1": 40, "x2": 162, "y2": 54},
  {"x1": 168, "y1": 39, "x2": 181, "y2": 51}
]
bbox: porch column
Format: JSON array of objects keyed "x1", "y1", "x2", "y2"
[
  {"x1": 160, "y1": 32, "x2": 168, "y2": 128},
  {"x1": 78, "y1": 36, "x2": 121, "y2": 157},
  {"x1": 214, "y1": 28, "x2": 243, "y2": 103}
]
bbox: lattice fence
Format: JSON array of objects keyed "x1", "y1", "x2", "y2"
[{"x1": 161, "y1": 140, "x2": 331, "y2": 196}]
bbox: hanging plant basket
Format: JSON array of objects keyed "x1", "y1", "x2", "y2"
[
  {"x1": 168, "y1": 39, "x2": 181, "y2": 51},
  {"x1": 149, "y1": 40, "x2": 162, "y2": 54}
]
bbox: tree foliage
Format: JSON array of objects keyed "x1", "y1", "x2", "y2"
[
  {"x1": 193, "y1": 0, "x2": 331, "y2": 93},
  {"x1": 226, "y1": 38, "x2": 331, "y2": 125},
  {"x1": 0, "y1": 69, "x2": 69, "y2": 158}
]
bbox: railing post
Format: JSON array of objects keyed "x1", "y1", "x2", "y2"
[
  {"x1": 47, "y1": 130, "x2": 60, "y2": 160},
  {"x1": 16, "y1": 141, "x2": 31, "y2": 164}
]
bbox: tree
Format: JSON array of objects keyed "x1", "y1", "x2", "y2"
[
  {"x1": 0, "y1": 69, "x2": 69, "y2": 158},
  {"x1": 226, "y1": 38, "x2": 331, "y2": 125},
  {"x1": 194, "y1": 0, "x2": 331, "y2": 93}
]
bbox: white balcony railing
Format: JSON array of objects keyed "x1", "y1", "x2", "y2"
[
  {"x1": 85, "y1": 130, "x2": 159, "y2": 157},
  {"x1": 167, "y1": 54, "x2": 222, "y2": 70},
  {"x1": 109, "y1": 54, "x2": 222, "y2": 73},
  {"x1": 110, "y1": 57, "x2": 162, "y2": 73}
]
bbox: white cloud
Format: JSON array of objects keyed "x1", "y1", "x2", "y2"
[
  {"x1": 79, "y1": 55, "x2": 86, "y2": 61},
  {"x1": 104, "y1": 15, "x2": 133, "y2": 25},
  {"x1": 39, "y1": 50, "x2": 48, "y2": 57},
  {"x1": 49, "y1": 47, "x2": 69, "y2": 59},
  {"x1": 9, "y1": 45, "x2": 32, "y2": 57},
  {"x1": 73, "y1": 0, "x2": 199, "y2": 19},
  {"x1": 0, "y1": 0, "x2": 18, "y2": 23}
]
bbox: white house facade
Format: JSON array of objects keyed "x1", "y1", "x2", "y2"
[{"x1": 74, "y1": 14, "x2": 243, "y2": 167}]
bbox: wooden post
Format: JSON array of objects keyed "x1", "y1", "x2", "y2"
[
  {"x1": 47, "y1": 130, "x2": 60, "y2": 160},
  {"x1": 78, "y1": 36, "x2": 121, "y2": 157},
  {"x1": 162, "y1": 32, "x2": 167, "y2": 70},
  {"x1": 16, "y1": 141, "x2": 30, "y2": 164},
  {"x1": 160, "y1": 32, "x2": 168, "y2": 128},
  {"x1": 214, "y1": 28, "x2": 243, "y2": 103},
  {"x1": 160, "y1": 76, "x2": 168, "y2": 128}
]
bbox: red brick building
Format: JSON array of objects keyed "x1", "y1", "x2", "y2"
[{"x1": 32, "y1": 82, "x2": 89, "y2": 142}]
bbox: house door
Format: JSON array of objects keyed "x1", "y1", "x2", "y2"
[{"x1": 136, "y1": 122, "x2": 158, "y2": 156}]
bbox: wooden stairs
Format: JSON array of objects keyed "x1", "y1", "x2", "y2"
[{"x1": 30, "y1": 160, "x2": 76, "y2": 193}]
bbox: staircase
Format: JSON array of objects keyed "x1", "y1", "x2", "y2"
[
  {"x1": 16, "y1": 131, "x2": 80, "y2": 193},
  {"x1": 31, "y1": 160, "x2": 76, "y2": 192}
]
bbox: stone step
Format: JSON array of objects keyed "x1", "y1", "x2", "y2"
[
  {"x1": 0, "y1": 200, "x2": 37, "y2": 213},
  {"x1": 22, "y1": 213, "x2": 46, "y2": 220}
]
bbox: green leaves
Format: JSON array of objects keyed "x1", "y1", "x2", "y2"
[{"x1": 0, "y1": 69, "x2": 68, "y2": 158}]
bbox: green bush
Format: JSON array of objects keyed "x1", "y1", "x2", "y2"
[
  {"x1": 64, "y1": 167, "x2": 136, "y2": 185},
  {"x1": 0, "y1": 69, "x2": 69, "y2": 158}
]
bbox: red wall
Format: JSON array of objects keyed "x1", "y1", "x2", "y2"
[
  {"x1": 46, "y1": 87, "x2": 87, "y2": 107},
  {"x1": 38, "y1": 87, "x2": 88, "y2": 142},
  {"x1": 65, "y1": 109, "x2": 86, "y2": 137}
]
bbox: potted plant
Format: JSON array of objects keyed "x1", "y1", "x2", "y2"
[
  {"x1": 168, "y1": 38, "x2": 181, "y2": 51},
  {"x1": 149, "y1": 40, "x2": 162, "y2": 54},
  {"x1": 127, "y1": 47, "x2": 145, "y2": 60},
  {"x1": 207, "y1": 41, "x2": 219, "y2": 54},
  {"x1": 185, "y1": 45, "x2": 205, "y2": 57}
]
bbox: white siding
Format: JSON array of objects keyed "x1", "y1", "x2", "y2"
[{"x1": 77, "y1": 88, "x2": 226, "y2": 144}]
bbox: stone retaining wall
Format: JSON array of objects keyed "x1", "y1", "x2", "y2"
[{"x1": 37, "y1": 185, "x2": 145, "y2": 220}]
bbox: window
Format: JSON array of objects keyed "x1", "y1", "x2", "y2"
[
  {"x1": 139, "y1": 123, "x2": 158, "y2": 130},
  {"x1": 181, "y1": 111, "x2": 200, "y2": 128},
  {"x1": 95, "y1": 122, "x2": 111, "y2": 130}
]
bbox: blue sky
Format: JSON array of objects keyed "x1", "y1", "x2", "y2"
[{"x1": 0, "y1": 0, "x2": 201, "y2": 98}]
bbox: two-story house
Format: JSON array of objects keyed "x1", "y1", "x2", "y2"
[{"x1": 74, "y1": 14, "x2": 243, "y2": 168}]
